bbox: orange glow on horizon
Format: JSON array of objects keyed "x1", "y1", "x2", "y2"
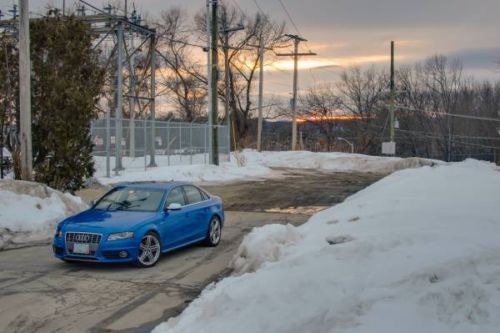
[{"x1": 296, "y1": 114, "x2": 370, "y2": 123}]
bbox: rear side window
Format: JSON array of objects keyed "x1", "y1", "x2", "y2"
[
  {"x1": 166, "y1": 187, "x2": 186, "y2": 206},
  {"x1": 183, "y1": 185, "x2": 204, "y2": 204},
  {"x1": 200, "y1": 189, "x2": 210, "y2": 200}
]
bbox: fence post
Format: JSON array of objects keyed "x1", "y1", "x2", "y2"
[
  {"x1": 204, "y1": 124, "x2": 207, "y2": 164},
  {"x1": 167, "y1": 120, "x2": 171, "y2": 166},
  {"x1": 227, "y1": 125, "x2": 231, "y2": 162},
  {"x1": 144, "y1": 119, "x2": 147, "y2": 171},
  {"x1": 105, "y1": 115, "x2": 111, "y2": 177},
  {"x1": 179, "y1": 124, "x2": 182, "y2": 163},
  {"x1": 190, "y1": 121, "x2": 194, "y2": 165}
]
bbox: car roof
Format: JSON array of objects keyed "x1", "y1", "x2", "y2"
[{"x1": 114, "y1": 181, "x2": 193, "y2": 191}]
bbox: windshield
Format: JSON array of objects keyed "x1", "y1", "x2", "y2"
[{"x1": 94, "y1": 187, "x2": 164, "y2": 212}]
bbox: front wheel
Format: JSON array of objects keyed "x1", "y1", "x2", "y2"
[
  {"x1": 136, "y1": 232, "x2": 161, "y2": 268},
  {"x1": 205, "y1": 217, "x2": 222, "y2": 247}
]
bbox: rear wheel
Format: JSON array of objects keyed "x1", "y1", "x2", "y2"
[
  {"x1": 205, "y1": 216, "x2": 221, "y2": 247},
  {"x1": 136, "y1": 232, "x2": 161, "y2": 267}
]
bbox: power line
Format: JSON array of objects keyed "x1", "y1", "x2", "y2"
[
  {"x1": 228, "y1": 0, "x2": 245, "y2": 15},
  {"x1": 395, "y1": 104, "x2": 500, "y2": 123},
  {"x1": 276, "y1": 0, "x2": 312, "y2": 53},
  {"x1": 252, "y1": 0, "x2": 266, "y2": 16},
  {"x1": 368, "y1": 123, "x2": 500, "y2": 150}
]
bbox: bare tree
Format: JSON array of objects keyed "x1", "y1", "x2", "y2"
[
  {"x1": 155, "y1": 8, "x2": 207, "y2": 121},
  {"x1": 299, "y1": 83, "x2": 343, "y2": 148},
  {"x1": 192, "y1": 6, "x2": 287, "y2": 145},
  {"x1": 336, "y1": 66, "x2": 387, "y2": 153}
]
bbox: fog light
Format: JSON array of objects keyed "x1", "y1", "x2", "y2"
[{"x1": 119, "y1": 251, "x2": 128, "y2": 258}]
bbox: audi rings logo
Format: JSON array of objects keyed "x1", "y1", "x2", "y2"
[{"x1": 75, "y1": 234, "x2": 90, "y2": 242}]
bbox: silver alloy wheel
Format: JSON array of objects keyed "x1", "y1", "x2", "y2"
[
  {"x1": 209, "y1": 218, "x2": 221, "y2": 245},
  {"x1": 138, "y1": 234, "x2": 161, "y2": 266}
]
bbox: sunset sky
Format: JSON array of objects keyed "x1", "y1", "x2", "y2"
[{"x1": 4, "y1": 0, "x2": 500, "y2": 104}]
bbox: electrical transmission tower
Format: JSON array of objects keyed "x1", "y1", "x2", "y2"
[
  {"x1": 0, "y1": 0, "x2": 158, "y2": 178},
  {"x1": 76, "y1": 1, "x2": 158, "y2": 176}
]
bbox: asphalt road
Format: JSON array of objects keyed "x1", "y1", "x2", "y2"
[{"x1": 0, "y1": 170, "x2": 383, "y2": 333}]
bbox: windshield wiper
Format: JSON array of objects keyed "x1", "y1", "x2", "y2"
[{"x1": 98, "y1": 198, "x2": 130, "y2": 211}]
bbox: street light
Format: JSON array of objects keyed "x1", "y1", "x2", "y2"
[{"x1": 337, "y1": 137, "x2": 354, "y2": 154}]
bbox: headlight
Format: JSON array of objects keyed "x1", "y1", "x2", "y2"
[
  {"x1": 108, "y1": 232, "x2": 134, "y2": 241},
  {"x1": 55, "y1": 223, "x2": 63, "y2": 237}
]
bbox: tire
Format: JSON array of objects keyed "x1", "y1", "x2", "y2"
[
  {"x1": 136, "y1": 232, "x2": 162, "y2": 268},
  {"x1": 205, "y1": 216, "x2": 222, "y2": 247}
]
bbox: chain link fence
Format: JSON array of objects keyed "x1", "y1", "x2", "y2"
[{"x1": 91, "y1": 118, "x2": 230, "y2": 177}]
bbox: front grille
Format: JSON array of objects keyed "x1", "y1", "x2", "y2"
[
  {"x1": 66, "y1": 232, "x2": 101, "y2": 244},
  {"x1": 65, "y1": 255, "x2": 99, "y2": 261},
  {"x1": 65, "y1": 232, "x2": 102, "y2": 256}
]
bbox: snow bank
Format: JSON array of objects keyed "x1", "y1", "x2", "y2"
[
  {"x1": 231, "y1": 224, "x2": 301, "y2": 274},
  {"x1": 95, "y1": 151, "x2": 435, "y2": 185},
  {"x1": 153, "y1": 159, "x2": 500, "y2": 333},
  {"x1": 241, "y1": 149, "x2": 437, "y2": 173},
  {"x1": 0, "y1": 180, "x2": 87, "y2": 250},
  {"x1": 94, "y1": 155, "x2": 273, "y2": 185}
]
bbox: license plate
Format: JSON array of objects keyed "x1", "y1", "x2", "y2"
[{"x1": 73, "y1": 243, "x2": 90, "y2": 254}]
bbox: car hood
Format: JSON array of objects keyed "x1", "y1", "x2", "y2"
[{"x1": 63, "y1": 209, "x2": 158, "y2": 230}]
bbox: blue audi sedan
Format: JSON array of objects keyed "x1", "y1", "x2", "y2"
[{"x1": 53, "y1": 182, "x2": 224, "y2": 267}]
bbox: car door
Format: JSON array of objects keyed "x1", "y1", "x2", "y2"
[
  {"x1": 182, "y1": 185, "x2": 211, "y2": 241},
  {"x1": 161, "y1": 186, "x2": 190, "y2": 250}
]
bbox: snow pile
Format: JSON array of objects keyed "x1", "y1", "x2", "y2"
[
  {"x1": 241, "y1": 149, "x2": 437, "y2": 173},
  {"x1": 153, "y1": 159, "x2": 500, "y2": 333},
  {"x1": 94, "y1": 151, "x2": 435, "y2": 185},
  {"x1": 231, "y1": 224, "x2": 301, "y2": 274},
  {"x1": 94, "y1": 155, "x2": 272, "y2": 185},
  {"x1": 0, "y1": 180, "x2": 87, "y2": 250}
]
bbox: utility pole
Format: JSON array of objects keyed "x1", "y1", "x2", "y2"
[
  {"x1": 128, "y1": 31, "x2": 136, "y2": 158},
  {"x1": 148, "y1": 34, "x2": 157, "y2": 167},
  {"x1": 382, "y1": 41, "x2": 396, "y2": 156},
  {"x1": 222, "y1": 12, "x2": 244, "y2": 154},
  {"x1": 19, "y1": 0, "x2": 32, "y2": 180},
  {"x1": 209, "y1": 0, "x2": 219, "y2": 165},
  {"x1": 276, "y1": 35, "x2": 316, "y2": 150},
  {"x1": 390, "y1": 41, "x2": 395, "y2": 143},
  {"x1": 257, "y1": 35, "x2": 264, "y2": 152},
  {"x1": 114, "y1": 22, "x2": 124, "y2": 174},
  {"x1": 206, "y1": 0, "x2": 212, "y2": 164},
  {"x1": 8, "y1": 4, "x2": 18, "y2": 19}
]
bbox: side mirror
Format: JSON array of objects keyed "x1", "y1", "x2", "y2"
[
  {"x1": 90, "y1": 200, "x2": 96, "y2": 206},
  {"x1": 166, "y1": 203, "x2": 182, "y2": 211}
]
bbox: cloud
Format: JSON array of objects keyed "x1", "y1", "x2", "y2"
[{"x1": 445, "y1": 47, "x2": 500, "y2": 70}]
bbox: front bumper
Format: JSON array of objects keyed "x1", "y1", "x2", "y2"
[{"x1": 53, "y1": 233, "x2": 139, "y2": 263}]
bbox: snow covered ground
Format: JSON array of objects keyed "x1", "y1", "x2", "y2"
[
  {"x1": 0, "y1": 180, "x2": 87, "y2": 250},
  {"x1": 153, "y1": 159, "x2": 500, "y2": 333},
  {"x1": 94, "y1": 154, "x2": 273, "y2": 185},
  {"x1": 94, "y1": 150, "x2": 435, "y2": 185},
  {"x1": 241, "y1": 149, "x2": 437, "y2": 173}
]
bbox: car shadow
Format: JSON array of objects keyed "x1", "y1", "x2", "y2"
[{"x1": 58, "y1": 241, "x2": 209, "y2": 272}]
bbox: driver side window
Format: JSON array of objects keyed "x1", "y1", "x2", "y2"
[{"x1": 166, "y1": 187, "x2": 186, "y2": 207}]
